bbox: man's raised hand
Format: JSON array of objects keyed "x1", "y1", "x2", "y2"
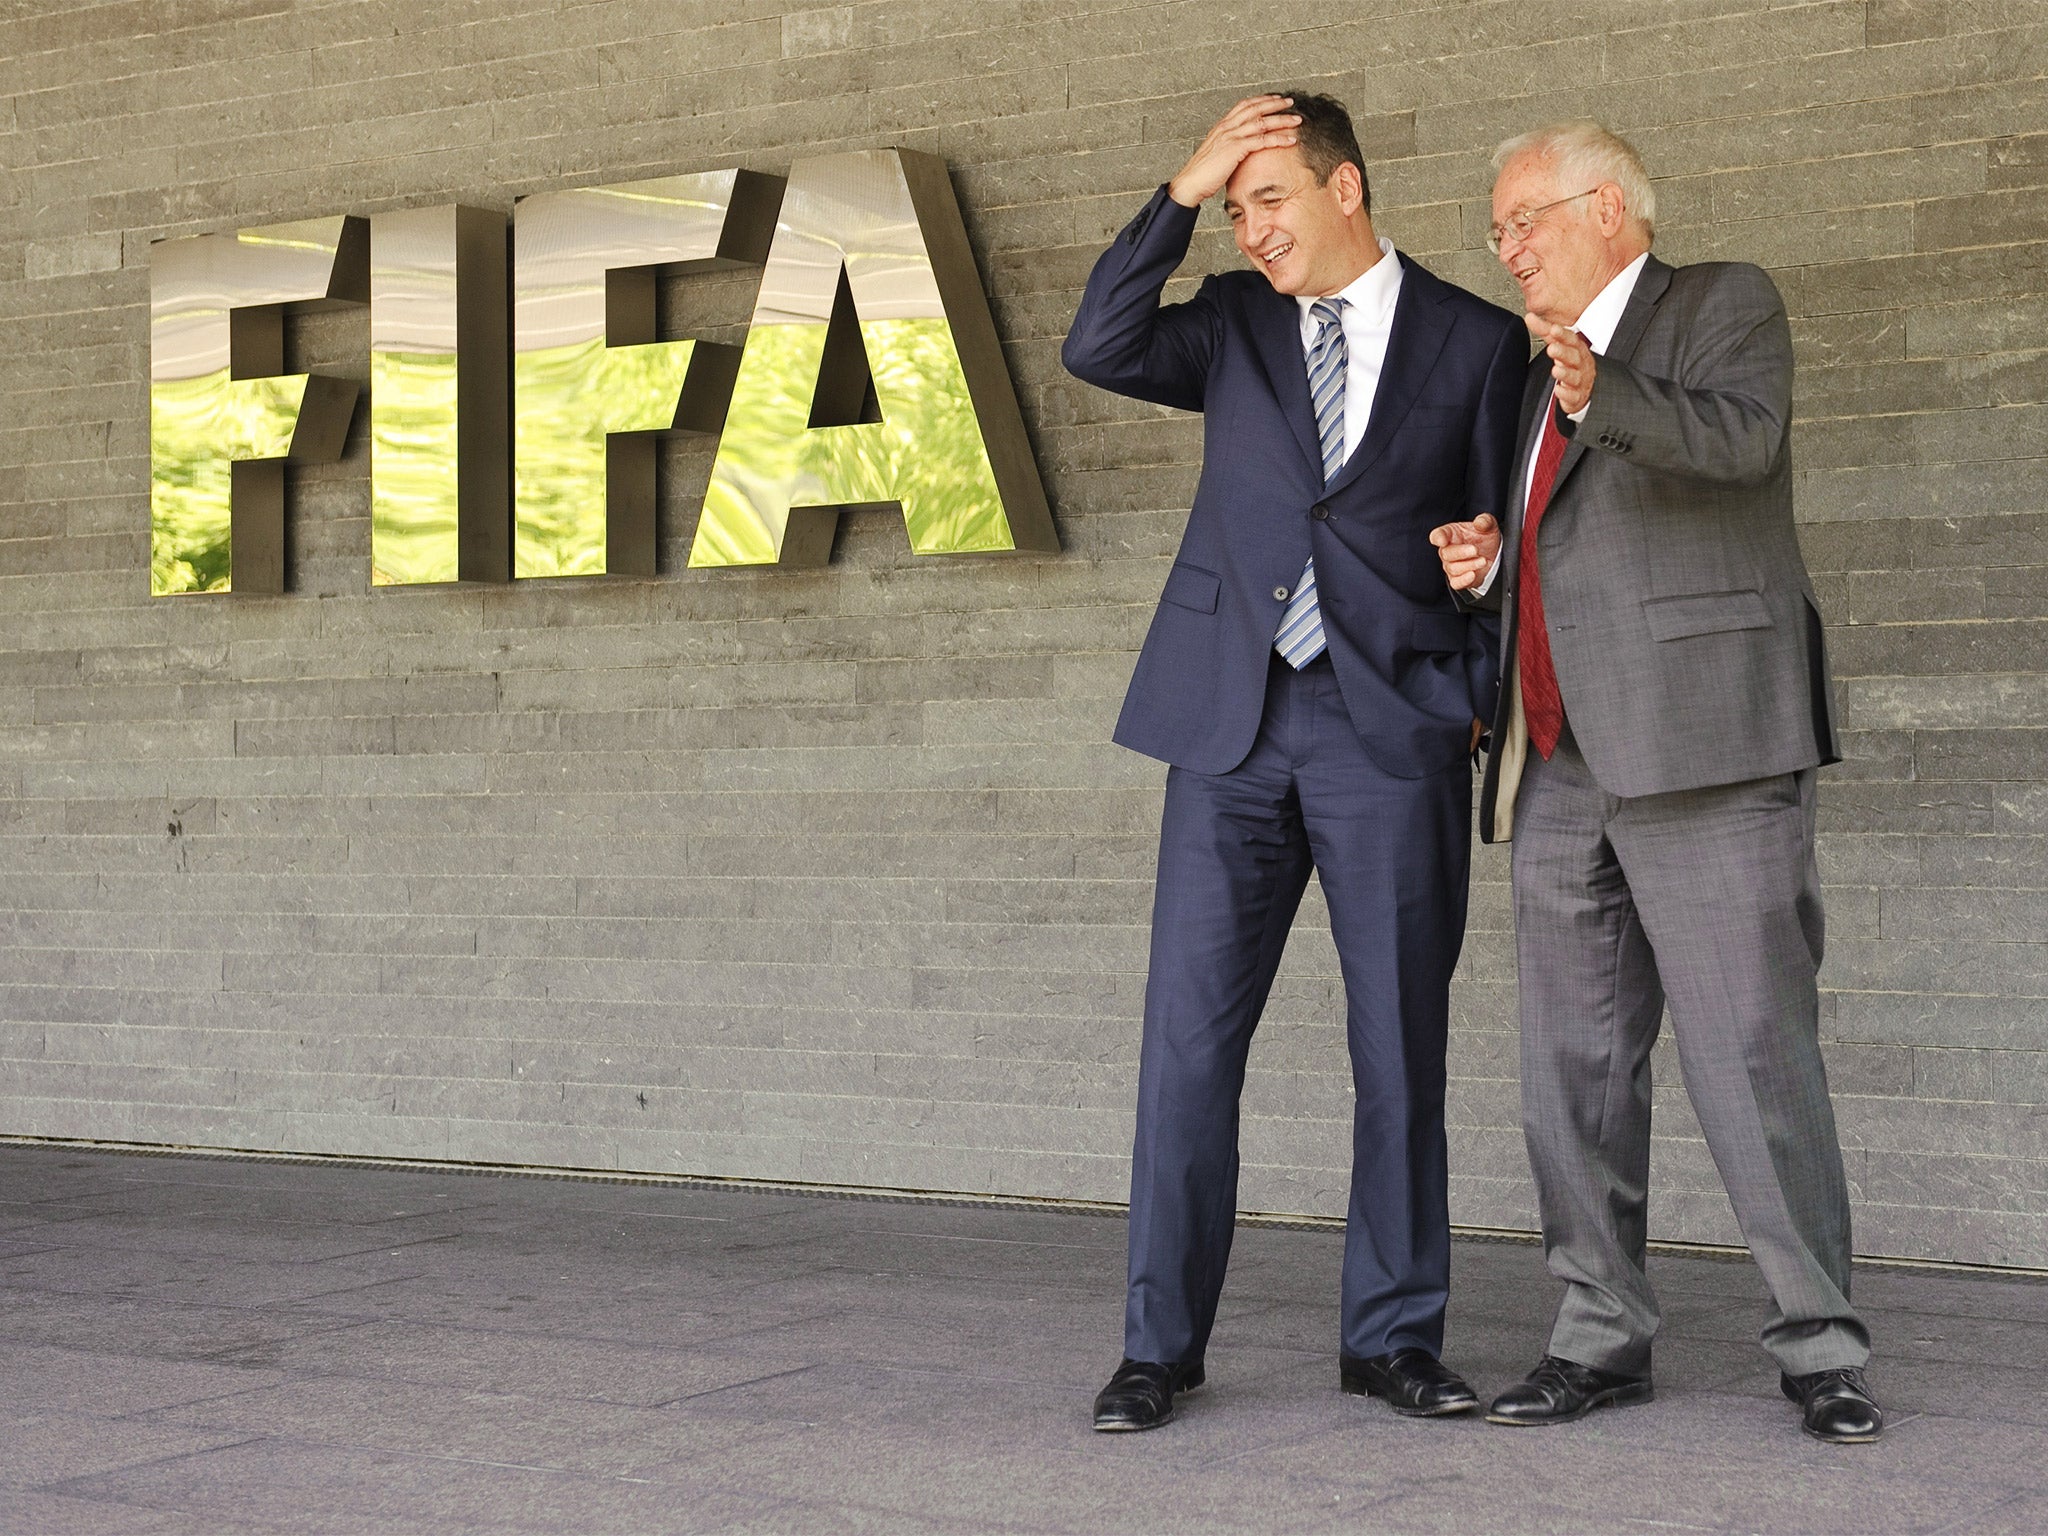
[
  {"x1": 1167, "y1": 95, "x2": 1301, "y2": 208},
  {"x1": 1528, "y1": 317, "x2": 1597, "y2": 416},
  {"x1": 1430, "y1": 514, "x2": 1501, "y2": 592}
]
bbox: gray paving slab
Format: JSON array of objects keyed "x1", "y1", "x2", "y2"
[
  {"x1": 690, "y1": 1299, "x2": 1145, "y2": 1385},
  {"x1": 152, "y1": 1375, "x2": 812, "y2": 1481},
  {"x1": 0, "y1": 1243, "x2": 436, "y2": 1315},
  {"x1": 722, "y1": 1503, "x2": 1049, "y2": 1535},
  {"x1": 0, "y1": 1408, "x2": 258, "y2": 1489},
  {"x1": 0, "y1": 1340, "x2": 285, "y2": 1415},
  {"x1": 1853, "y1": 1268, "x2": 2048, "y2": 1322},
  {"x1": 1227, "y1": 1428, "x2": 2019, "y2": 1534},
  {"x1": 0, "y1": 1144, "x2": 2043, "y2": 1535},
  {"x1": 0, "y1": 1287, "x2": 378, "y2": 1364},
  {"x1": 0, "y1": 1487, "x2": 287, "y2": 1534},
  {"x1": 48, "y1": 1439, "x2": 774, "y2": 1535},
  {"x1": 1864, "y1": 1306, "x2": 2048, "y2": 1368},
  {"x1": 1855, "y1": 1353, "x2": 2048, "y2": 1425},
  {"x1": 1960, "y1": 1492, "x2": 2048, "y2": 1536},
  {"x1": 199, "y1": 1317, "x2": 816, "y2": 1406},
  {"x1": 289, "y1": 1278, "x2": 820, "y2": 1350}
]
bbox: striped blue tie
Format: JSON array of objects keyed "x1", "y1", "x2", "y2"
[{"x1": 1275, "y1": 297, "x2": 1346, "y2": 668}]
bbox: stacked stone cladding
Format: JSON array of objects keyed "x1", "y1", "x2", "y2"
[{"x1": 1, "y1": 0, "x2": 2043, "y2": 1263}]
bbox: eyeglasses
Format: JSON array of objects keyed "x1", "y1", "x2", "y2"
[{"x1": 1487, "y1": 188, "x2": 1600, "y2": 255}]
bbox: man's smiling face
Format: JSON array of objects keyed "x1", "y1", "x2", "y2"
[
  {"x1": 1492, "y1": 151, "x2": 1613, "y2": 327},
  {"x1": 1224, "y1": 145, "x2": 1358, "y2": 297}
]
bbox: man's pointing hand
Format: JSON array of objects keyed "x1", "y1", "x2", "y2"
[{"x1": 1431, "y1": 513, "x2": 1501, "y2": 591}]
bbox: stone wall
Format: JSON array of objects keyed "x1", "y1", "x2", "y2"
[{"x1": 2, "y1": 0, "x2": 2044, "y2": 1264}]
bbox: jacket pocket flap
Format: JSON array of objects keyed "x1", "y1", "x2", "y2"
[
  {"x1": 1643, "y1": 588, "x2": 1772, "y2": 641},
  {"x1": 1411, "y1": 612, "x2": 1467, "y2": 653},
  {"x1": 1161, "y1": 562, "x2": 1220, "y2": 614}
]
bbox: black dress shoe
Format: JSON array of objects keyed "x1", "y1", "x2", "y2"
[
  {"x1": 1782, "y1": 1366, "x2": 1884, "y2": 1443},
  {"x1": 1091, "y1": 1357, "x2": 1205, "y2": 1431},
  {"x1": 1486, "y1": 1355, "x2": 1653, "y2": 1425},
  {"x1": 1340, "y1": 1347, "x2": 1480, "y2": 1417}
]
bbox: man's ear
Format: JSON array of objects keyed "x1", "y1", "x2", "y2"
[
  {"x1": 1331, "y1": 161, "x2": 1365, "y2": 217},
  {"x1": 1595, "y1": 183, "x2": 1628, "y2": 236}
]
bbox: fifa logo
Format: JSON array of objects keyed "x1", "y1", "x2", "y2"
[{"x1": 149, "y1": 150, "x2": 1057, "y2": 595}]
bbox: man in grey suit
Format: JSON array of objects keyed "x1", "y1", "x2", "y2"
[{"x1": 1430, "y1": 121, "x2": 1883, "y2": 1444}]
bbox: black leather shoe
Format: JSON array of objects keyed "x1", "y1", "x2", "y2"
[
  {"x1": 1486, "y1": 1355, "x2": 1653, "y2": 1425},
  {"x1": 1782, "y1": 1367, "x2": 1883, "y2": 1443},
  {"x1": 1340, "y1": 1347, "x2": 1480, "y2": 1416},
  {"x1": 1091, "y1": 1357, "x2": 1204, "y2": 1431}
]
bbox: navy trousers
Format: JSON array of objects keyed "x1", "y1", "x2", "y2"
[{"x1": 1124, "y1": 653, "x2": 1472, "y2": 1365}]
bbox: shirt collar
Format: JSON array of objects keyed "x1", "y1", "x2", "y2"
[
  {"x1": 1571, "y1": 251, "x2": 1650, "y2": 354},
  {"x1": 1297, "y1": 236, "x2": 1400, "y2": 333}
]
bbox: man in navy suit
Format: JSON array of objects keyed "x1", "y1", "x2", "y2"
[{"x1": 1064, "y1": 93, "x2": 1527, "y2": 1431}]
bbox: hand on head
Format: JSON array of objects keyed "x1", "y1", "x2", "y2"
[
  {"x1": 1430, "y1": 513, "x2": 1500, "y2": 591},
  {"x1": 1169, "y1": 95, "x2": 1300, "y2": 207}
]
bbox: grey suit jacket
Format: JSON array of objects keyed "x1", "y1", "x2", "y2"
[{"x1": 1472, "y1": 254, "x2": 1840, "y2": 841}]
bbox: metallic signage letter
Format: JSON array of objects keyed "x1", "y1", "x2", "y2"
[
  {"x1": 689, "y1": 149, "x2": 1056, "y2": 568},
  {"x1": 149, "y1": 216, "x2": 367, "y2": 595},
  {"x1": 512, "y1": 170, "x2": 780, "y2": 578},
  {"x1": 369, "y1": 206, "x2": 510, "y2": 585}
]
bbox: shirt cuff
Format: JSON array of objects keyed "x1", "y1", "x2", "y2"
[{"x1": 1473, "y1": 552, "x2": 1502, "y2": 596}]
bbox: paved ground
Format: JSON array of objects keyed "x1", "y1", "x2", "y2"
[{"x1": 0, "y1": 1145, "x2": 2044, "y2": 1534}]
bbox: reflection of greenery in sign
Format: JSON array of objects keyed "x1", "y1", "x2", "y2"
[
  {"x1": 702, "y1": 318, "x2": 1010, "y2": 564},
  {"x1": 865, "y1": 319, "x2": 1012, "y2": 554},
  {"x1": 371, "y1": 350, "x2": 459, "y2": 585},
  {"x1": 514, "y1": 336, "x2": 694, "y2": 578},
  {"x1": 149, "y1": 370, "x2": 306, "y2": 595},
  {"x1": 693, "y1": 318, "x2": 1011, "y2": 567},
  {"x1": 692, "y1": 323, "x2": 824, "y2": 566}
]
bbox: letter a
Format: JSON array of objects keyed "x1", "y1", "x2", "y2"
[{"x1": 689, "y1": 150, "x2": 1056, "y2": 567}]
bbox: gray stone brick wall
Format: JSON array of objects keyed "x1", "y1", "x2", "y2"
[{"x1": 1, "y1": 0, "x2": 2043, "y2": 1264}]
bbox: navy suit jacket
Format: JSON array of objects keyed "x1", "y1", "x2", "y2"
[{"x1": 1064, "y1": 187, "x2": 1527, "y2": 779}]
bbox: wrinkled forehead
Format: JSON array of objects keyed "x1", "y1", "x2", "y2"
[
  {"x1": 1492, "y1": 151, "x2": 1561, "y2": 214},
  {"x1": 1224, "y1": 144, "x2": 1313, "y2": 210}
]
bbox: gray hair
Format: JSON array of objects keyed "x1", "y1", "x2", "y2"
[{"x1": 1492, "y1": 120, "x2": 1656, "y2": 243}]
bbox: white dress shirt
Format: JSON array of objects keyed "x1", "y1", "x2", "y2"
[
  {"x1": 1476, "y1": 250, "x2": 1651, "y2": 596},
  {"x1": 1297, "y1": 235, "x2": 1402, "y2": 466}
]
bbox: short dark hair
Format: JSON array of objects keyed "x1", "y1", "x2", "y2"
[{"x1": 1277, "y1": 90, "x2": 1370, "y2": 211}]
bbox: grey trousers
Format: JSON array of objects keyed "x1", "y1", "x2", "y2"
[{"x1": 1512, "y1": 729, "x2": 1870, "y2": 1377}]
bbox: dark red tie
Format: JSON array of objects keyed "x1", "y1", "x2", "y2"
[{"x1": 1518, "y1": 392, "x2": 1571, "y2": 759}]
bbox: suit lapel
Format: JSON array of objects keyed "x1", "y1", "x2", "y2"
[
  {"x1": 1604, "y1": 252, "x2": 1672, "y2": 366},
  {"x1": 1506, "y1": 358, "x2": 1550, "y2": 557},
  {"x1": 1325, "y1": 256, "x2": 1452, "y2": 497},
  {"x1": 1542, "y1": 254, "x2": 1675, "y2": 507},
  {"x1": 1244, "y1": 281, "x2": 1323, "y2": 473}
]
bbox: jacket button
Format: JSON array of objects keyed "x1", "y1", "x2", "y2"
[
  {"x1": 1273, "y1": 585, "x2": 1291, "y2": 601},
  {"x1": 1311, "y1": 504, "x2": 1330, "y2": 521}
]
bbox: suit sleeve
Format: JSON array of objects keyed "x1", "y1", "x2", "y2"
[
  {"x1": 1454, "y1": 319, "x2": 1528, "y2": 619},
  {"x1": 1569, "y1": 263, "x2": 1791, "y2": 488},
  {"x1": 1457, "y1": 316, "x2": 1522, "y2": 711},
  {"x1": 1061, "y1": 186, "x2": 1221, "y2": 413},
  {"x1": 1455, "y1": 565, "x2": 1505, "y2": 615}
]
